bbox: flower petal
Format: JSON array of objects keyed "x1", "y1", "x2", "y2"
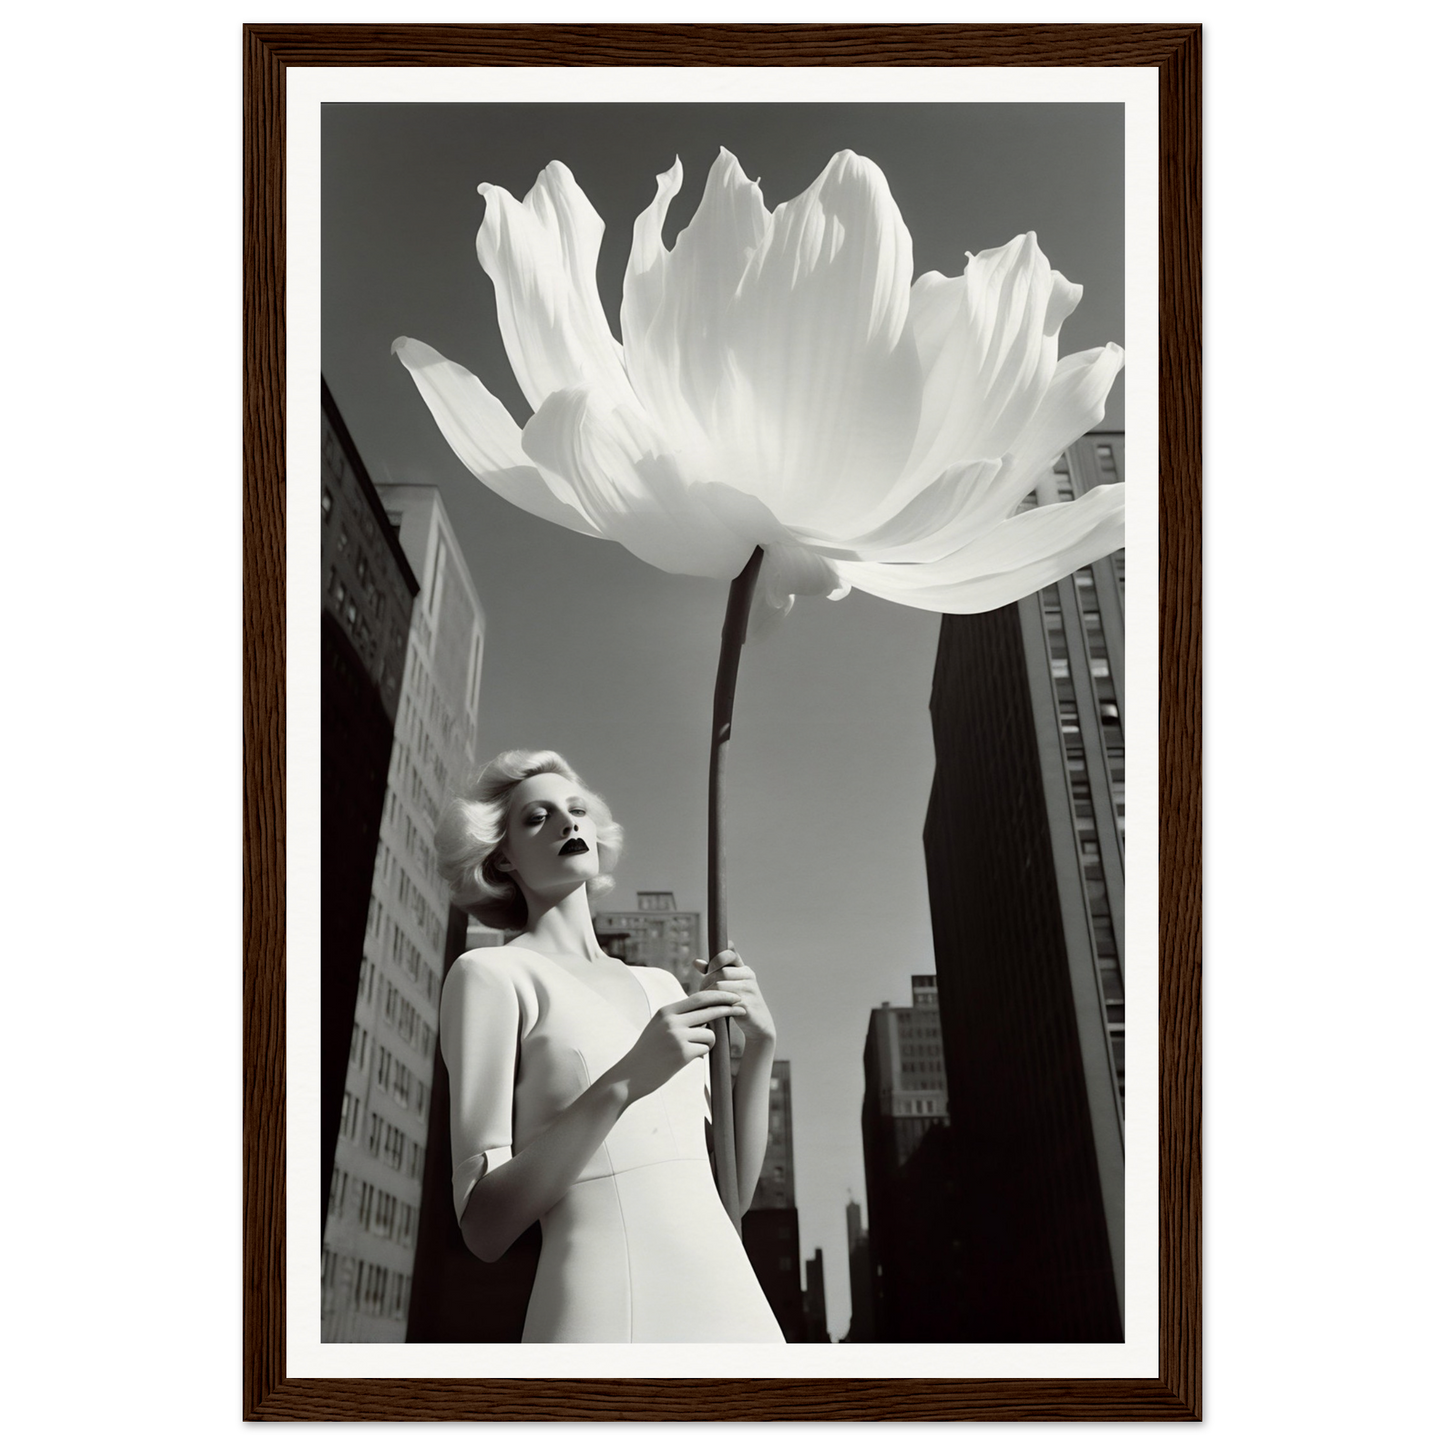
[
  {"x1": 834, "y1": 482, "x2": 1124, "y2": 614},
  {"x1": 621, "y1": 150, "x2": 768, "y2": 454},
  {"x1": 748, "y1": 544, "x2": 850, "y2": 640},
  {"x1": 519, "y1": 387, "x2": 760, "y2": 579},
  {"x1": 391, "y1": 336, "x2": 602, "y2": 538},
  {"x1": 788, "y1": 458, "x2": 1005, "y2": 564},
  {"x1": 714, "y1": 151, "x2": 921, "y2": 526},
  {"x1": 476, "y1": 162, "x2": 634, "y2": 412},
  {"x1": 901, "y1": 234, "x2": 1078, "y2": 495},
  {"x1": 1006, "y1": 343, "x2": 1125, "y2": 489}
]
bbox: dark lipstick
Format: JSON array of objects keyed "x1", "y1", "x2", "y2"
[{"x1": 559, "y1": 838, "x2": 590, "y2": 855}]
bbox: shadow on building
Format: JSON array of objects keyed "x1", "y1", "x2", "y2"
[
  {"x1": 319, "y1": 380, "x2": 418, "y2": 1232},
  {"x1": 321, "y1": 461, "x2": 488, "y2": 1340},
  {"x1": 860, "y1": 977, "x2": 961, "y2": 1340},
  {"x1": 918, "y1": 433, "x2": 1127, "y2": 1342}
]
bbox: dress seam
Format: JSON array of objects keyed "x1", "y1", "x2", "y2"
[
  {"x1": 574, "y1": 1156, "x2": 704, "y2": 1183},
  {"x1": 576, "y1": 1046, "x2": 632, "y2": 1341}
]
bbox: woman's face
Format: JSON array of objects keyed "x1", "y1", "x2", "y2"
[{"x1": 497, "y1": 772, "x2": 601, "y2": 899}]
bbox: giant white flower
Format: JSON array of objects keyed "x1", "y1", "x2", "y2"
[{"x1": 394, "y1": 148, "x2": 1124, "y2": 629}]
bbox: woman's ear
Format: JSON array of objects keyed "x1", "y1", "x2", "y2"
[{"x1": 492, "y1": 852, "x2": 512, "y2": 873}]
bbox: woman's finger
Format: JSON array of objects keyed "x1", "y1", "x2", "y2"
[
  {"x1": 665, "y1": 989, "x2": 739, "y2": 1013},
  {"x1": 696, "y1": 948, "x2": 745, "y2": 968},
  {"x1": 680, "y1": 1002, "x2": 747, "y2": 1024},
  {"x1": 697, "y1": 961, "x2": 753, "y2": 983}
]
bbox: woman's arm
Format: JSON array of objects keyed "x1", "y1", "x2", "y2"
[
  {"x1": 445, "y1": 957, "x2": 747, "y2": 1263},
  {"x1": 695, "y1": 948, "x2": 777, "y2": 1210},
  {"x1": 459, "y1": 1070, "x2": 628, "y2": 1263},
  {"x1": 731, "y1": 1028, "x2": 777, "y2": 1210}
]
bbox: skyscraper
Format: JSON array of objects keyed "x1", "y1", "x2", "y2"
[
  {"x1": 842, "y1": 1196, "x2": 874, "y2": 1343},
  {"x1": 321, "y1": 484, "x2": 486, "y2": 1342},
  {"x1": 859, "y1": 976, "x2": 954, "y2": 1339},
  {"x1": 922, "y1": 430, "x2": 1126, "y2": 1342},
  {"x1": 802, "y1": 1249, "x2": 829, "y2": 1343},
  {"x1": 319, "y1": 381, "x2": 419, "y2": 1229},
  {"x1": 740, "y1": 1059, "x2": 806, "y2": 1342}
]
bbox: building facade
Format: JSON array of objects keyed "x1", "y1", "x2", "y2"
[
  {"x1": 921, "y1": 430, "x2": 1126, "y2": 1342},
  {"x1": 321, "y1": 484, "x2": 487, "y2": 1342},
  {"x1": 740, "y1": 1059, "x2": 806, "y2": 1342},
  {"x1": 319, "y1": 381, "x2": 419, "y2": 1229},
  {"x1": 859, "y1": 976, "x2": 954, "y2": 1340},
  {"x1": 842, "y1": 1196, "x2": 875, "y2": 1342},
  {"x1": 592, "y1": 890, "x2": 702, "y2": 993},
  {"x1": 802, "y1": 1249, "x2": 829, "y2": 1343}
]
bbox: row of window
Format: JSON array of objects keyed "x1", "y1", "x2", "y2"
[
  {"x1": 406, "y1": 642, "x2": 476, "y2": 784},
  {"x1": 892, "y1": 1097, "x2": 946, "y2": 1116},
  {"x1": 322, "y1": 1247, "x2": 412, "y2": 1323},
  {"x1": 382, "y1": 976, "x2": 436, "y2": 1057},
  {"x1": 340, "y1": 1089, "x2": 363, "y2": 1142},
  {"x1": 1042, "y1": 580, "x2": 1127, "y2": 1116},
  {"x1": 354, "y1": 1177, "x2": 418, "y2": 1247},
  {"x1": 402, "y1": 756, "x2": 441, "y2": 832},
  {"x1": 392, "y1": 924, "x2": 442, "y2": 1008},
  {"x1": 366, "y1": 1111, "x2": 425, "y2": 1179},
  {"x1": 326, "y1": 1164, "x2": 414, "y2": 1242},
  {"x1": 395, "y1": 865, "x2": 444, "y2": 952},
  {"x1": 374, "y1": 1041, "x2": 429, "y2": 1117},
  {"x1": 319, "y1": 460, "x2": 383, "y2": 553},
  {"x1": 398, "y1": 809, "x2": 437, "y2": 881},
  {"x1": 337, "y1": 1092, "x2": 426, "y2": 1180}
]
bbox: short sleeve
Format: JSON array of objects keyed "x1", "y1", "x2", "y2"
[{"x1": 438, "y1": 953, "x2": 522, "y2": 1224}]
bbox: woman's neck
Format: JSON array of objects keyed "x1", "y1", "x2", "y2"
[{"x1": 519, "y1": 885, "x2": 608, "y2": 962}]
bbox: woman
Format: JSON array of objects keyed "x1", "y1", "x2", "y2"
[{"x1": 434, "y1": 748, "x2": 785, "y2": 1343}]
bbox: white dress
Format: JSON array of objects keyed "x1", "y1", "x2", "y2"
[{"x1": 439, "y1": 945, "x2": 785, "y2": 1343}]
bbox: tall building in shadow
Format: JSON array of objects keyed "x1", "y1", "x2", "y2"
[
  {"x1": 923, "y1": 431, "x2": 1126, "y2": 1342},
  {"x1": 741, "y1": 1059, "x2": 807, "y2": 1342},
  {"x1": 842, "y1": 1196, "x2": 875, "y2": 1342},
  {"x1": 319, "y1": 382, "x2": 418, "y2": 1231},
  {"x1": 860, "y1": 976, "x2": 957, "y2": 1340},
  {"x1": 802, "y1": 1249, "x2": 829, "y2": 1342},
  {"x1": 322, "y1": 482, "x2": 486, "y2": 1342}
]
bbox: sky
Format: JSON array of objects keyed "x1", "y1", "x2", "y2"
[{"x1": 321, "y1": 101, "x2": 1124, "y2": 1342}]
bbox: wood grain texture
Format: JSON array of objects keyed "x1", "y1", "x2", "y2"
[{"x1": 242, "y1": 22, "x2": 1202, "y2": 1421}]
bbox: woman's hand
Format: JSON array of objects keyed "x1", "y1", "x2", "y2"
[
  {"x1": 609, "y1": 989, "x2": 745, "y2": 1101},
  {"x1": 693, "y1": 947, "x2": 776, "y2": 1046}
]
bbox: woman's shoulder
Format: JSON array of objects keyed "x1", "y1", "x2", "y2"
[
  {"x1": 448, "y1": 943, "x2": 544, "y2": 981},
  {"x1": 440, "y1": 946, "x2": 542, "y2": 1030}
]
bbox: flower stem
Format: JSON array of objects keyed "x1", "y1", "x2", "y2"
[{"x1": 708, "y1": 544, "x2": 765, "y2": 1235}]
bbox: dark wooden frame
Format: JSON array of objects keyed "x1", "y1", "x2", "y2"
[{"x1": 244, "y1": 23, "x2": 1201, "y2": 1421}]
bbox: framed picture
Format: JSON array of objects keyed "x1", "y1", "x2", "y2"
[{"x1": 244, "y1": 23, "x2": 1200, "y2": 1421}]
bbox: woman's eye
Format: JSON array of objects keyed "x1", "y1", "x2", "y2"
[{"x1": 570, "y1": 807, "x2": 587, "y2": 817}]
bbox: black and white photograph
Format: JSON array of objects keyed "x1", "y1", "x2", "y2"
[{"x1": 308, "y1": 81, "x2": 1143, "y2": 1363}]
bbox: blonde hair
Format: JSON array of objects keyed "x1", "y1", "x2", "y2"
[{"x1": 434, "y1": 749, "x2": 622, "y2": 931}]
